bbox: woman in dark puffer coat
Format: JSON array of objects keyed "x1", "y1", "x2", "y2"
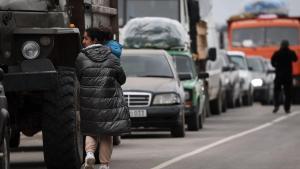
[{"x1": 76, "y1": 27, "x2": 130, "y2": 169}]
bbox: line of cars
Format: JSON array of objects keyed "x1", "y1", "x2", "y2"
[
  {"x1": 119, "y1": 17, "x2": 275, "y2": 138},
  {"x1": 206, "y1": 49, "x2": 275, "y2": 115},
  {"x1": 121, "y1": 49, "x2": 214, "y2": 137}
]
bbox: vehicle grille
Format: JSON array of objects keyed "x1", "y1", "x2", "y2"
[{"x1": 123, "y1": 92, "x2": 152, "y2": 107}]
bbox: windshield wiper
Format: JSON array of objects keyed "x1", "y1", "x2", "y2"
[{"x1": 137, "y1": 75, "x2": 174, "y2": 78}]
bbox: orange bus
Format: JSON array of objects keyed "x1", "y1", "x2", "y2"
[{"x1": 227, "y1": 15, "x2": 300, "y2": 90}]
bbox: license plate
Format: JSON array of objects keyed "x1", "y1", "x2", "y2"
[{"x1": 129, "y1": 109, "x2": 147, "y2": 117}]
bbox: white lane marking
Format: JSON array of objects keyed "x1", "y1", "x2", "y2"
[{"x1": 150, "y1": 111, "x2": 300, "y2": 169}]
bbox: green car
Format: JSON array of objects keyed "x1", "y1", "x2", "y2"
[{"x1": 168, "y1": 50, "x2": 206, "y2": 131}]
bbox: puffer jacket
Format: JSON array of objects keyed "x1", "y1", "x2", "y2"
[{"x1": 75, "y1": 44, "x2": 130, "y2": 136}]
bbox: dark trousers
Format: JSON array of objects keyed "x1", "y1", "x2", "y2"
[{"x1": 274, "y1": 77, "x2": 292, "y2": 111}]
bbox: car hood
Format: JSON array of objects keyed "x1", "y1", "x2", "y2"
[
  {"x1": 251, "y1": 72, "x2": 265, "y2": 80},
  {"x1": 122, "y1": 77, "x2": 179, "y2": 93}
]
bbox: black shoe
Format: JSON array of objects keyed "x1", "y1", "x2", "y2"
[
  {"x1": 285, "y1": 109, "x2": 291, "y2": 114},
  {"x1": 273, "y1": 107, "x2": 279, "y2": 114}
]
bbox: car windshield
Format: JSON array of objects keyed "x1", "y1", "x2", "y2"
[
  {"x1": 0, "y1": 0, "x2": 63, "y2": 11},
  {"x1": 228, "y1": 55, "x2": 248, "y2": 70},
  {"x1": 232, "y1": 27, "x2": 300, "y2": 47},
  {"x1": 119, "y1": 0, "x2": 179, "y2": 26},
  {"x1": 247, "y1": 58, "x2": 264, "y2": 72},
  {"x1": 121, "y1": 54, "x2": 174, "y2": 78},
  {"x1": 172, "y1": 56, "x2": 197, "y2": 78}
]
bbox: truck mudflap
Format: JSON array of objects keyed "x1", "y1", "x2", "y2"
[{"x1": 3, "y1": 59, "x2": 58, "y2": 92}]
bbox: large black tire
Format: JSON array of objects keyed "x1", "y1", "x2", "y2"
[
  {"x1": 42, "y1": 67, "x2": 82, "y2": 169},
  {"x1": 0, "y1": 124, "x2": 10, "y2": 169},
  {"x1": 210, "y1": 92, "x2": 222, "y2": 115},
  {"x1": 171, "y1": 113, "x2": 185, "y2": 137}
]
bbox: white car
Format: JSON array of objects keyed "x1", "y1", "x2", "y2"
[{"x1": 227, "y1": 51, "x2": 254, "y2": 106}]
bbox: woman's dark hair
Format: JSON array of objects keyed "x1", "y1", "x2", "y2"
[
  {"x1": 98, "y1": 25, "x2": 114, "y2": 41},
  {"x1": 85, "y1": 26, "x2": 113, "y2": 44}
]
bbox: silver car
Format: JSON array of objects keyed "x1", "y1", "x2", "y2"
[
  {"x1": 121, "y1": 49, "x2": 186, "y2": 137},
  {"x1": 227, "y1": 51, "x2": 254, "y2": 106}
]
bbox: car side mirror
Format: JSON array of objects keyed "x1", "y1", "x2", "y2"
[
  {"x1": 198, "y1": 72, "x2": 209, "y2": 79},
  {"x1": 0, "y1": 68, "x2": 4, "y2": 81},
  {"x1": 207, "y1": 48, "x2": 216, "y2": 61},
  {"x1": 222, "y1": 66, "x2": 231, "y2": 72},
  {"x1": 178, "y1": 73, "x2": 192, "y2": 81}
]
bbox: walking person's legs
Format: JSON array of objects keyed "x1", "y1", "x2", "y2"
[
  {"x1": 273, "y1": 78, "x2": 282, "y2": 113},
  {"x1": 85, "y1": 136, "x2": 98, "y2": 169},
  {"x1": 283, "y1": 80, "x2": 292, "y2": 113},
  {"x1": 98, "y1": 135, "x2": 113, "y2": 169}
]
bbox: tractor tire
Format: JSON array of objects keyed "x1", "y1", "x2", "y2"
[{"x1": 42, "y1": 67, "x2": 82, "y2": 169}]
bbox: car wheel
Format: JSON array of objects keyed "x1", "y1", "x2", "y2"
[
  {"x1": 0, "y1": 125, "x2": 10, "y2": 169},
  {"x1": 222, "y1": 91, "x2": 227, "y2": 113},
  {"x1": 210, "y1": 91, "x2": 222, "y2": 115},
  {"x1": 242, "y1": 90, "x2": 253, "y2": 106},
  {"x1": 227, "y1": 92, "x2": 236, "y2": 108},
  {"x1": 187, "y1": 104, "x2": 200, "y2": 131},
  {"x1": 171, "y1": 113, "x2": 185, "y2": 138}
]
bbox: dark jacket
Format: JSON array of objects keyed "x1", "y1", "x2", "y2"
[
  {"x1": 75, "y1": 44, "x2": 130, "y2": 136},
  {"x1": 271, "y1": 48, "x2": 298, "y2": 80}
]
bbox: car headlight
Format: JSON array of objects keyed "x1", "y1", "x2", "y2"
[
  {"x1": 22, "y1": 41, "x2": 40, "y2": 59},
  {"x1": 251, "y1": 78, "x2": 263, "y2": 87},
  {"x1": 153, "y1": 93, "x2": 181, "y2": 105}
]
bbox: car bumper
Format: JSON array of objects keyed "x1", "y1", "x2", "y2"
[
  {"x1": 253, "y1": 86, "x2": 268, "y2": 101},
  {"x1": 130, "y1": 105, "x2": 183, "y2": 128}
]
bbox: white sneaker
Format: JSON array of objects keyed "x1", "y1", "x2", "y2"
[
  {"x1": 84, "y1": 152, "x2": 95, "y2": 169},
  {"x1": 99, "y1": 165, "x2": 110, "y2": 169}
]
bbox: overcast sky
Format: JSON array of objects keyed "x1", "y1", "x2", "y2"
[{"x1": 212, "y1": 0, "x2": 300, "y2": 25}]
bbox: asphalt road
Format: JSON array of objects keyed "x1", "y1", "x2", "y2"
[{"x1": 10, "y1": 104, "x2": 300, "y2": 169}]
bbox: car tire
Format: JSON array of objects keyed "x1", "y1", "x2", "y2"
[
  {"x1": 261, "y1": 85, "x2": 273, "y2": 105},
  {"x1": 222, "y1": 91, "x2": 227, "y2": 113},
  {"x1": 227, "y1": 92, "x2": 236, "y2": 108},
  {"x1": 0, "y1": 124, "x2": 10, "y2": 169},
  {"x1": 42, "y1": 67, "x2": 82, "y2": 169},
  {"x1": 187, "y1": 105, "x2": 200, "y2": 131},
  {"x1": 171, "y1": 113, "x2": 185, "y2": 138},
  {"x1": 210, "y1": 91, "x2": 222, "y2": 115},
  {"x1": 243, "y1": 89, "x2": 253, "y2": 106}
]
